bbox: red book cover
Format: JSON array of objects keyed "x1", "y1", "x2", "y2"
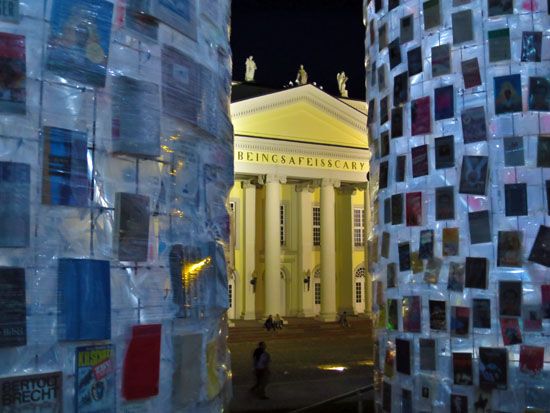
[
  {"x1": 411, "y1": 96, "x2": 431, "y2": 136},
  {"x1": 542, "y1": 284, "x2": 550, "y2": 318},
  {"x1": 500, "y1": 317, "x2": 522, "y2": 345},
  {"x1": 406, "y1": 192, "x2": 422, "y2": 226},
  {"x1": 122, "y1": 324, "x2": 162, "y2": 400},
  {"x1": 519, "y1": 345, "x2": 544, "y2": 375}
]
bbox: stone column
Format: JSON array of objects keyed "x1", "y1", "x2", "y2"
[
  {"x1": 320, "y1": 178, "x2": 340, "y2": 321},
  {"x1": 262, "y1": 174, "x2": 286, "y2": 317},
  {"x1": 296, "y1": 182, "x2": 315, "y2": 317},
  {"x1": 242, "y1": 180, "x2": 257, "y2": 320},
  {"x1": 362, "y1": 182, "x2": 372, "y2": 320}
]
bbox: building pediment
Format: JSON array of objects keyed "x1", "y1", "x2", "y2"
[{"x1": 231, "y1": 84, "x2": 368, "y2": 149}]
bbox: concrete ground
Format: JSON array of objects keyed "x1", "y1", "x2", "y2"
[{"x1": 227, "y1": 317, "x2": 375, "y2": 413}]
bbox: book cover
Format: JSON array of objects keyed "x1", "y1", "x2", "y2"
[
  {"x1": 500, "y1": 317, "x2": 522, "y2": 345},
  {"x1": 123, "y1": 324, "x2": 161, "y2": 400},
  {"x1": 0, "y1": 161, "x2": 29, "y2": 247},
  {"x1": 407, "y1": 46, "x2": 422, "y2": 76},
  {"x1": 380, "y1": 131, "x2": 390, "y2": 157},
  {"x1": 419, "y1": 229, "x2": 434, "y2": 259},
  {"x1": 505, "y1": 183, "x2": 528, "y2": 216},
  {"x1": 434, "y1": 85, "x2": 454, "y2": 120},
  {"x1": 58, "y1": 258, "x2": 111, "y2": 341},
  {"x1": 461, "y1": 107, "x2": 487, "y2": 144},
  {"x1": 497, "y1": 231, "x2": 522, "y2": 267},
  {"x1": 387, "y1": 262, "x2": 397, "y2": 288},
  {"x1": 411, "y1": 97, "x2": 431, "y2": 136},
  {"x1": 448, "y1": 262, "x2": 465, "y2": 292},
  {"x1": 537, "y1": 136, "x2": 550, "y2": 168},
  {"x1": 393, "y1": 71, "x2": 408, "y2": 105},
  {"x1": 453, "y1": 352, "x2": 473, "y2": 385},
  {"x1": 411, "y1": 144, "x2": 429, "y2": 177},
  {"x1": 47, "y1": 0, "x2": 113, "y2": 87},
  {"x1": 451, "y1": 394, "x2": 468, "y2": 413},
  {"x1": 529, "y1": 225, "x2": 550, "y2": 267},
  {"x1": 389, "y1": 0, "x2": 400, "y2": 10},
  {"x1": 436, "y1": 186, "x2": 454, "y2": 220},
  {"x1": 479, "y1": 347, "x2": 507, "y2": 390},
  {"x1": 391, "y1": 193, "x2": 403, "y2": 225},
  {"x1": 406, "y1": 192, "x2": 422, "y2": 226},
  {"x1": 387, "y1": 299, "x2": 398, "y2": 330},
  {"x1": 488, "y1": 0, "x2": 513, "y2": 15},
  {"x1": 112, "y1": 76, "x2": 160, "y2": 158},
  {"x1": 388, "y1": 39, "x2": 401, "y2": 70},
  {"x1": 503, "y1": 136, "x2": 525, "y2": 166},
  {"x1": 396, "y1": 155, "x2": 406, "y2": 182},
  {"x1": 367, "y1": 98, "x2": 375, "y2": 125},
  {"x1": 489, "y1": 28, "x2": 511, "y2": 62},
  {"x1": 124, "y1": 0, "x2": 159, "y2": 41},
  {"x1": 523, "y1": 305, "x2": 542, "y2": 331},
  {"x1": 384, "y1": 197, "x2": 391, "y2": 224},
  {"x1": 547, "y1": 181, "x2": 550, "y2": 214},
  {"x1": 377, "y1": 65, "x2": 386, "y2": 91},
  {"x1": 396, "y1": 338, "x2": 411, "y2": 375},
  {"x1": 529, "y1": 77, "x2": 550, "y2": 111},
  {"x1": 459, "y1": 155, "x2": 488, "y2": 195},
  {"x1": 398, "y1": 242, "x2": 411, "y2": 272},
  {"x1": 383, "y1": 382, "x2": 392, "y2": 412},
  {"x1": 400, "y1": 15, "x2": 413, "y2": 43},
  {"x1": 0, "y1": 267, "x2": 26, "y2": 347},
  {"x1": 378, "y1": 24, "x2": 388, "y2": 50},
  {"x1": 473, "y1": 298, "x2": 491, "y2": 329},
  {"x1": 431, "y1": 44, "x2": 450, "y2": 77},
  {"x1": 443, "y1": 227, "x2": 459, "y2": 256},
  {"x1": 114, "y1": 192, "x2": 150, "y2": 262},
  {"x1": 429, "y1": 300, "x2": 446, "y2": 331},
  {"x1": 419, "y1": 338, "x2": 436, "y2": 371},
  {"x1": 435, "y1": 135, "x2": 454, "y2": 169},
  {"x1": 76, "y1": 344, "x2": 115, "y2": 412},
  {"x1": 469, "y1": 210, "x2": 491, "y2": 244},
  {"x1": 0, "y1": 372, "x2": 62, "y2": 411},
  {"x1": 452, "y1": 10, "x2": 473, "y2": 44},
  {"x1": 402, "y1": 296, "x2": 421, "y2": 332},
  {"x1": 423, "y1": 0, "x2": 441, "y2": 29},
  {"x1": 519, "y1": 345, "x2": 544, "y2": 375},
  {"x1": 424, "y1": 257, "x2": 442, "y2": 284},
  {"x1": 474, "y1": 390, "x2": 491, "y2": 413},
  {"x1": 42, "y1": 126, "x2": 90, "y2": 207},
  {"x1": 451, "y1": 306, "x2": 470, "y2": 336},
  {"x1": 540, "y1": 284, "x2": 550, "y2": 318},
  {"x1": 0, "y1": 32, "x2": 25, "y2": 113},
  {"x1": 411, "y1": 251, "x2": 424, "y2": 273},
  {"x1": 384, "y1": 344, "x2": 395, "y2": 378},
  {"x1": 499, "y1": 281, "x2": 522, "y2": 316},
  {"x1": 379, "y1": 161, "x2": 388, "y2": 189},
  {"x1": 381, "y1": 231, "x2": 390, "y2": 258},
  {"x1": 461, "y1": 58, "x2": 481, "y2": 89},
  {"x1": 391, "y1": 107, "x2": 403, "y2": 138},
  {"x1": 152, "y1": 0, "x2": 197, "y2": 39},
  {"x1": 521, "y1": 32, "x2": 542, "y2": 62},
  {"x1": 161, "y1": 45, "x2": 200, "y2": 124},
  {"x1": 494, "y1": 74, "x2": 522, "y2": 114},
  {"x1": 465, "y1": 257, "x2": 487, "y2": 289},
  {"x1": 0, "y1": 0, "x2": 18, "y2": 22},
  {"x1": 402, "y1": 388, "x2": 413, "y2": 413},
  {"x1": 380, "y1": 97, "x2": 389, "y2": 125}
]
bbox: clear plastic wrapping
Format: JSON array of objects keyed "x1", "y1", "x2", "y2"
[
  {"x1": 365, "y1": 0, "x2": 550, "y2": 410},
  {"x1": 0, "y1": 0, "x2": 233, "y2": 411}
]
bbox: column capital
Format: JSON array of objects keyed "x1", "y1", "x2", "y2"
[
  {"x1": 337, "y1": 184, "x2": 357, "y2": 196},
  {"x1": 259, "y1": 174, "x2": 287, "y2": 185},
  {"x1": 295, "y1": 181, "x2": 317, "y2": 193},
  {"x1": 321, "y1": 178, "x2": 341, "y2": 188},
  {"x1": 241, "y1": 179, "x2": 258, "y2": 189}
]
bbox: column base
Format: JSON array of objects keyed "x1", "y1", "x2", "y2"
[
  {"x1": 241, "y1": 312, "x2": 257, "y2": 320},
  {"x1": 318, "y1": 312, "x2": 338, "y2": 322}
]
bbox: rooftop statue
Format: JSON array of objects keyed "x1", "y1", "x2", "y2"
[
  {"x1": 295, "y1": 64, "x2": 308, "y2": 85},
  {"x1": 245, "y1": 56, "x2": 257, "y2": 82},
  {"x1": 337, "y1": 71, "x2": 349, "y2": 98}
]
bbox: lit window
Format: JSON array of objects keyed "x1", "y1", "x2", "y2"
[
  {"x1": 315, "y1": 283, "x2": 321, "y2": 304},
  {"x1": 353, "y1": 208, "x2": 365, "y2": 247},
  {"x1": 355, "y1": 282, "x2": 362, "y2": 303},
  {"x1": 280, "y1": 204, "x2": 286, "y2": 246},
  {"x1": 313, "y1": 206, "x2": 321, "y2": 246},
  {"x1": 229, "y1": 201, "x2": 238, "y2": 247},
  {"x1": 228, "y1": 284, "x2": 233, "y2": 308}
]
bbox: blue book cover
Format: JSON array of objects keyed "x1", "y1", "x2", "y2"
[
  {"x1": 0, "y1": 267, "x2": 26, "y2": 347},
  {"x1": 76, "y1": 344, "x2": 115, "y2": 412},
  {"x1": 0, "y1": 161, "x2": 29, "y2": 247},
  {"x1": 42, "y1": 126, "x2": 90, "y2": 207},
  {"x1": 46, "y1": 0, "x2": 113, "y2": 87},
  {"x1": 154, "y1": 0, "x2": 197, "y2": 39},
  {"x1": 58, "y1": 258, "x2": 111, "y2": 341}
]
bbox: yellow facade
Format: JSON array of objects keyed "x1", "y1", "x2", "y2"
[{"x1": 228, "y1": 84, "x2": 370, "y2": 320}]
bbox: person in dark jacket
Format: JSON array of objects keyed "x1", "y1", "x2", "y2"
[{"x1": 250, "y1": 341, "x2": 271, "y2": 399}]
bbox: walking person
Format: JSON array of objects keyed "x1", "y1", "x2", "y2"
[{"x1": 250, "y1": 341, "x2": 271, "y2": 399}]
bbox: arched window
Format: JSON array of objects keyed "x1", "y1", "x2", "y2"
[
  {"x1": 313, "y1": 266, "x2": 321, "y2": 278},
  {"x1": 355, "y1": 266, "x2": 366, "y2": 278}
]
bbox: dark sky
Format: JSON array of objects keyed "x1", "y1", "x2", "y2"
[{"x1": 230, "y1": 0, "x2": 366, "y2": 100}]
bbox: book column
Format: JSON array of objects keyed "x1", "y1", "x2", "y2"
[{"x1": 364, "y1": 0, "x2": 550, "y2": 410}]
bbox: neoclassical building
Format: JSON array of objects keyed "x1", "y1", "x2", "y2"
[{"x1": 227, "y1": 83, "x2": 371, "y2": 321}]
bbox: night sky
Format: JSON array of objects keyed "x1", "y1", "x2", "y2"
[{"x1": 230, "y1": 0, "x2": 366, "y2": 100}]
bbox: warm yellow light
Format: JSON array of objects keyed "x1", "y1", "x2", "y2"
[
  {"x1": 357, "y1": 360, "x2": 374, "y2": 366},
  {"x1": 161, "y1": 145, "x2": 174, "y2": 153},
  {"x1": 317, "y1": 365, "x2": 347, "y2": 372},
  {"x1": 181, "y1": 257, "x2": 212, "y2": 287}
]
